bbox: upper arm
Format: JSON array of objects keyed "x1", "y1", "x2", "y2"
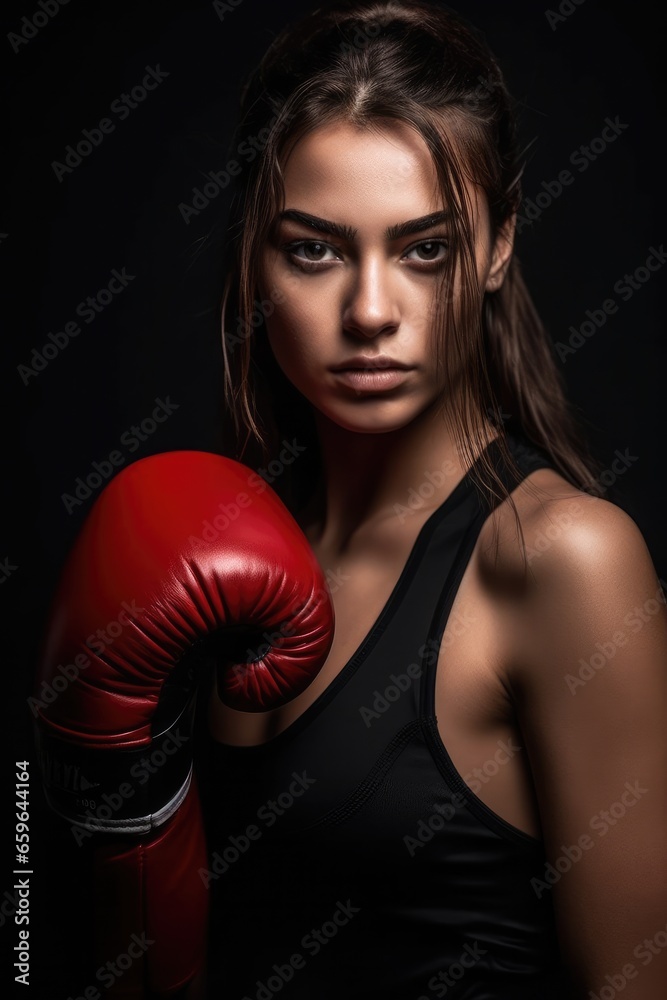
[{"x1": 508, "y1": 495, "x2": 667, "y2": 996}]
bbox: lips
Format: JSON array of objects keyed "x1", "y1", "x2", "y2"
[
  {"x1": 330, "y1": 356, "x2": 412, "y2": 371},
  {"x1": 331, "y1": 368, "x2": 412, "y2": 391}
]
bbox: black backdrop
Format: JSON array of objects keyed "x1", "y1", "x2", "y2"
[{"x1": 4, "y1": 0, "x2": 666, "y2": 996}]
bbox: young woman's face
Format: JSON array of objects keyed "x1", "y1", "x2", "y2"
[{"x1": 260, "y1": 119, "x2": 511, "y2": 434}]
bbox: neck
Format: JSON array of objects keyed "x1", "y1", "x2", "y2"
[{"x1": 299, "y1": 400, "x2": 499, "y2": 554}]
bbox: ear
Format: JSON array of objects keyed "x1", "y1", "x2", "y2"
[{"x1": 484, "y1": 213, "x2": 515, "y2": 293}]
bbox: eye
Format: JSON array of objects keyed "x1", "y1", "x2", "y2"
[
  {"x1": 282, "y1": 240, "x2": 342, "y2": 269},
  {"x1": 403, "y1": 240, "x2": 449, "y2": 264}
]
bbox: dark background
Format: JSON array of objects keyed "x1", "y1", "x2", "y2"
[{"x1": 3, "y1": 0, "x2": 665, "y2": 995}]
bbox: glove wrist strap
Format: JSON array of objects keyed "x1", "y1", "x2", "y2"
[{"x1": 35, "y1": 696, "x2": 196, "y2": 835}]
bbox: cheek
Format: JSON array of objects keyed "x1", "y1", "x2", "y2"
[
  {"x1": 264, "y1": 289, "x2": 327, "y2": 376},
  {"x1": 264, "y1": 253, "x2": 311, "y2": 310},
  {"x1": 262, "y1": 253, "x2": 336, "y2": 358}
]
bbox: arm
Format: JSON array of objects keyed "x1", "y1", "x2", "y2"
[{"x1": 510, "y1": 497, "x2": 667, "y2": 998}]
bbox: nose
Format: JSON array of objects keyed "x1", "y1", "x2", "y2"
[{"x1": 341, "y1": 256, "x2": 401, "y2": 340}]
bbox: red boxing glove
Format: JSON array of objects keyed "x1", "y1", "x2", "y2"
[{"x1": 33, "y1": 450, "x2": 334, "y2": 998}]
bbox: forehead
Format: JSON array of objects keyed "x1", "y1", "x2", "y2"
[{"x1": 280, "y1": 119, "x2": 444, "y2": 220}]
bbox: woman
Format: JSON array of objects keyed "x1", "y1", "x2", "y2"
[{"x1": 198, "y1": 2, "x2": 667, "y2": 997}]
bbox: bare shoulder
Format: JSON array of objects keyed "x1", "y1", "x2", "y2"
[
  {"x1": 478, "y1": 465, "x2": 656, "y2": 592},
  {"x1": 474, "y1": 464, "x2": 666, "y2": 700}
]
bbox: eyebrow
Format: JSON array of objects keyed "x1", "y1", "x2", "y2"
[{"x1": 277, "y1": 209, "x2": 450, "y2": 241}]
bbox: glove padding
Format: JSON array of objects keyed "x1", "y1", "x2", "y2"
[{"x1": 33, "y1": 450, "x2": 335, "y2": 996}]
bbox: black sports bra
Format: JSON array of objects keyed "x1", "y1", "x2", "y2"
[{"x1": 195, "y1": 430, "x2": 577, "y2": 998}]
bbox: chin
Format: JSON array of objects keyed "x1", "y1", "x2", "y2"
[{"x1": 315, "y1": 397, "x2": 432, "y2": 435}]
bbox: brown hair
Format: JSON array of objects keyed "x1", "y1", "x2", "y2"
[{"x1": 219, "y1": 0, "x2": 603, "y2": 548}]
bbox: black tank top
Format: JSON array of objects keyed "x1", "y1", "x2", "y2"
[{"x1": 196, "y1": 430, "x2": 578, "y2": 998}]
